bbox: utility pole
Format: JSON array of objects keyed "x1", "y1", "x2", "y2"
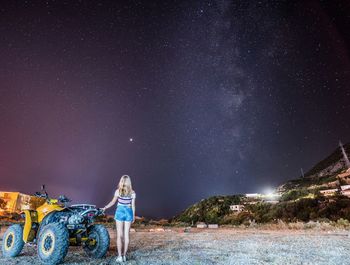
[
  {"x1": 301, "y1": 168, "x2": 305, "y2": 178},
  {"x1": 339, "y1": 141, "x2": 350, "y2": 169}
]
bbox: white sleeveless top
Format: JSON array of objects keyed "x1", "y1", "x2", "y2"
[{"x1": 115, "y1": 190, "x2": 136, "y2": 207}]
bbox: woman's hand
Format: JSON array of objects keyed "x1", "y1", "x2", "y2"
[{"x1": 103, "y1": 192, "x2": 118, "y2": 212}]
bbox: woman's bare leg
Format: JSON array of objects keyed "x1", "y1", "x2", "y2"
[
  {"x1": 123, "y1": 221, "x2": 131, "y2": 256},
  {"x1": 116, "y1": 221, "x2": 124, "y2": 257}
]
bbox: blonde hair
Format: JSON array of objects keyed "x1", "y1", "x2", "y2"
[{"x1": 118, "y1": 175, "x2": 133, "y2": 197}]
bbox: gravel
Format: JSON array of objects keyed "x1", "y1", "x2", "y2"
[{"x1": 1, "y1": 229, "x2": 350, "y2": 265}]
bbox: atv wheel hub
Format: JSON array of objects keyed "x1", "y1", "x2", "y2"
[
  {"x1": 85, "y1": 232, "x2": 98, "y2": 249},
  {"x1": 4, "y1": 232, "x2": 14, "y2": 250},
  {"x1": 41, "y1": 231, "x2": 55, "y2": 256}
]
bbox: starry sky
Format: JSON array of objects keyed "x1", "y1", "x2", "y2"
[{"x1": 0, "y1": 0, "x2": 350, "y2": 218}]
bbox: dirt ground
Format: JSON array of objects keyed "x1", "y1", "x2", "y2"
[{"x1": 1, "y1": 228, "x2": 350, "y2": 265}]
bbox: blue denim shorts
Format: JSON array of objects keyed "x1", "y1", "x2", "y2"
[{"x1": 115, "y1": 205, "x2": 133, "y2": 222}]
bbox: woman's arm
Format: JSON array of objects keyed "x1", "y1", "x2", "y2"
[
  {"x1": 132, "y1": 195, "x2": 136, "y2": 223},
  {"x1": 102, "y1": 190, "x2": 118, "y2": 210}
]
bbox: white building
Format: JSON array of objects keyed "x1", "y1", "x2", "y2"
[
  {"x1": 319, "y1": 189, "x2": 338, "y2": 197},
  {"x1": 341, "y1": 185, "x2": 350, "y2": 197},
  {"x1": 246, "y1": 201, "x2": 258, "y2": 205},
  {"x1": 341, "y1": 185, "x2": 350, "y2": 191},
  {"x1": 246, "y1": 193, "x2": 260, "y2": 198},
  {"x1": 342, "y1": 190, "x2": 350, "y2": 197},
  {"x1": 196, "y1": 222, "x2": 207, "y2": 228},
  {"x1": 230, "y1": 205, "x2": 245, "y2": 212},
  {"x1": 0, "y1": 192, "x2": 45, "y2": 213},
  {"x1": 338, "y1": 171, "x2": 350, "y2": 179},
  {"x1": 263, "y1": 200, "x2": 279, "y2": 204}
]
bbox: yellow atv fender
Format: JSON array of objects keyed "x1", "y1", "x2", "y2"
[
  {"x1": 36, "y1": 200, "x2": 64, "y2": 223},
  {"x1": 23, "y1": 210, "x2": 38, "y2": 243}
]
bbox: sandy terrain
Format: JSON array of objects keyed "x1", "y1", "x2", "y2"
[{"x1": 1, "y1": 227, "x2": 350, "y2": 265}]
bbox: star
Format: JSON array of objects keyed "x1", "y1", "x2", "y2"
[{"x1": 129, "y1": 138, "x2": 134, "y2": 142}]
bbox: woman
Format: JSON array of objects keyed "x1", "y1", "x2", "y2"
[{"x1": 102, "y1": 175, "x2": 136, "y2": 262}]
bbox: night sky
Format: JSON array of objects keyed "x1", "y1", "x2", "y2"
[{"x1": 0, "y1": 1, "x2": 349, "y2": 218}]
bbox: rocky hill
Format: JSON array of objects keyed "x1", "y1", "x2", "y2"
[
  {"x1": 279, "y1": 143, "x2": 350, "y2": 191},
  {"x1": 173, "y1": 143, "x2": 350, "y2": 225}
]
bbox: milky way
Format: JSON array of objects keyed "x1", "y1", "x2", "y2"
[{"x1": 0, "y1": 1, "x2": 349, "y2": 218}]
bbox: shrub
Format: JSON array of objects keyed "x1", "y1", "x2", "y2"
[
  {"x1": 220, "y1": 214, "x2": 240, "y2": 225},
  {"x1": 335, "y1": 218, "x2": 350, "y2": 228},
  {"x1": 174, "y1": 195, "x2": 243, "y2": 224},
  {"x1": 107, "y1": 217, "x2": 115, "y2": 223},
  {"x1": 281, "y1": 188, "x2": 309, "y2": 201}
]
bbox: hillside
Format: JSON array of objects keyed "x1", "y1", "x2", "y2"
[
  {"x1": 279, "y1": 143, "x2": 350, "y2": 191},
  {"x1": 174, "y1": 143, "x2": 350, "y2": 225},
  {"x1": 174, "y1": 195, "x2": 242, "y2": 224}
]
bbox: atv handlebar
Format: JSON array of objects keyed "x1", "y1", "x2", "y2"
[
  {"x1": 34, "y1": 188, "x2": 71, "y2": 205},
  {"x1": 34, "y1": 191, "x2": 49, "y2": 199},
  {"x1": 58, "y1": 195, "x2": 71, "y2": 203},
  {"x1": 34, "y1": 185, "x2": 50, "y2": 201}
]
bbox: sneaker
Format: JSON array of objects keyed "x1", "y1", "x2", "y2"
[
  {"x1": 116, "y1": 256, "x2": 123, "y2": 263},
  {"x1": 122, "y1": 255, "x2": 127, "y2": 262}
]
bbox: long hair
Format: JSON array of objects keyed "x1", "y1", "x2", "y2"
[{"x1": 118, "y1": 175, "x2": 133, "y2": 197}]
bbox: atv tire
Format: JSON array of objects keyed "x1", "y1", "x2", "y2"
[
  {"x1": 83, "y1": 224, "x2": 110, "y2": 258},
  {"x1": 37, "y1": 223, "x2": 69, "y2": 265},
  {"x1": 1, "y1": 224, "x2": 24, "y2": 257},
  {"x1": 37, "y1": 211, "x2": 64, "y2": 236}
]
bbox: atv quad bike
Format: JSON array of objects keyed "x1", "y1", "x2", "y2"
[{"x1": 1, "y1": 185, "x2": 110, "y2": 265}]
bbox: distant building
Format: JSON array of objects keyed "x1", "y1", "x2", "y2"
[
  {"x1": 319, "y1": 189, "x2": 338, "y2": 197},
  {"x1": 0, "y1": 192, "x2": 19, "y2": 212},
  {"x1": 341, "y1": 185, "x2": 350, "y2": 191},
  {"x1": 246, "y1": 201, "x2": 258, "y2": 205},
  {"x1": 230, "y1": 205, "x2": 245, "y2": 212},
  {"x1": 340, "y1": 185, "x2": 350, "y2": 197},
  {"x1": 245, "y1": 193, "x2": 281, "y2": 200},
  {"x1": 263, "y1": 200, "x2": 279, "y2": 204},
  {"x1": 208, "y1": 224, "x2": 219, "y2": 229},
  {"x1": 246, "y1": 193, "x2": 260, "y2": 198},
  {"x1": 341, "y1": 190, "x2": 350, "y2": 197},
  {"x1": 196, "y1": 222, "x2": 207, "y2": 228},
  {"x1": 0, "y1": 192, "x2": 45, "y2": 213},
  {"x1": 338, "y1": 171, "x2": 350, "y2": 179}
]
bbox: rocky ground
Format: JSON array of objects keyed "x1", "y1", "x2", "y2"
[{"x1": 1, "y1": 228, "x2": 350, "y2": 264}]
